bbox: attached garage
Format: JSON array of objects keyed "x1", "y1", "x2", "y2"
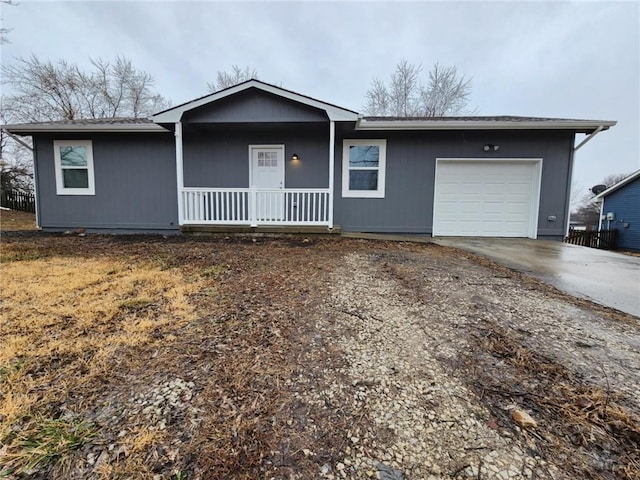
[{"x1": 432, "y1": 159, "x2": 542, "y2": 238}]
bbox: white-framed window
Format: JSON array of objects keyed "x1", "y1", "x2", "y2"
[
  {"x1": 53, "y1": 140, "x2": 95, "y2": 195},
  {"x1": 342, "y1": 139, "x2": 387, "y2": 198}
]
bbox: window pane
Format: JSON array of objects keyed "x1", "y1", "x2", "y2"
[
  {"x1": 60, "y1": 146, "x2": 88, "y2": 167},
  {"x1": 349, "y1": 145, "x2": 379, "y2": 167},
  {"x1": 63, "y1": 169, "x2": 89, "y2": 188},
  {"x1": 349, "y1": 170, "x2": 378, "y2": 191}
]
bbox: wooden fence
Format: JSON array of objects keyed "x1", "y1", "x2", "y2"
[
  {"x1": 0, "y1": 190, "x2": 36, "y2": 213},
  {"x1": 564, "y1": 229, "x2": 618, "y2": 250}
]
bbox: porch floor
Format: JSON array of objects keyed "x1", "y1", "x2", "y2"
[{"x1": 181, "y1": 225, "x2": 341, "y2": 235}]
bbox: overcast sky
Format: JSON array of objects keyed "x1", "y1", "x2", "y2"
[{"x1": 2, "y1": 0, "x2": 639, "y2": 202}]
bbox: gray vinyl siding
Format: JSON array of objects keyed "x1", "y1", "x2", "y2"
[
  {"x1": 600, "y1": 178, "x2": 640, "y2": 251},
  {"x1": 31, "y1": 122, "x2": 577, "y2": 239},
  {"x1": 183, "y1": 89, "x2": 328, "y2": 123},
  {"x1": 333, "y1": 127, "x2": 575, "y2": 238},
  {"x1": 182, "y1": 125, "x2": 329, "y2": 189},
  {"x1": 34, "y1": 134, "x2": 178, "y2": 231}
]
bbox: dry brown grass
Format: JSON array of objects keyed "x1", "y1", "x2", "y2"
[
  {"x1": 0, "y1": 210, "x2": 37, "y2": 231},
  {"x1": 0, "y1": 235, "x2": 349, "y2": 478},
  {"x1": 0, "y1": 253, "x2": 201, "y2": 477}
]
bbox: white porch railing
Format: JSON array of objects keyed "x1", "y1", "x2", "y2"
[{"x1": 181, "y1": 187, "x2": 331, "y2": 226}]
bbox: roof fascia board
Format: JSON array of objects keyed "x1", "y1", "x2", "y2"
[
  {"x1": 355, "y1": 119, "x2": 617, "y2": 131},
  {"x1": 2, "y1": 124, "x2": 168, "y2": 134},
  {"x1": 595, "y1": 169, "x2": 640, "y2": 199},
  {"x1": 150, "y1": 80, "x2": 359, "y2": 123}
]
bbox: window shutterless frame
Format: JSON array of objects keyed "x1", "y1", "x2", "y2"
[
  {"x1": 341, "y1": 139, "x2": 387, "y2": 198},
  {"x1": 53, "y1": 140, "x2": 95, "y2": 195}
]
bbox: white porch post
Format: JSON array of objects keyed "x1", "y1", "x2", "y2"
[
  {"x1": 328, "y1": 120, "x2": 335, "y2": 229},
  {"x1": 249, "y1": 185, "x2": 258, "y2": 227},
  {"x1": 175, "y1": 122, "x2": 184, "y2": 225}
]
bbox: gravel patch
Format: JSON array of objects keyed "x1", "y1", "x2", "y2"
[{"x1": 295, "y1": 247, "x2": 639, "y2": 479}]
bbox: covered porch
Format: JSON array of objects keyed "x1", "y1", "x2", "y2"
[
  {"x1": 173, "y1": 119, "x2": 337, "y2": 229},
  {"x1": 148, "y1": 80, "x2": 359, "y2": 231}
]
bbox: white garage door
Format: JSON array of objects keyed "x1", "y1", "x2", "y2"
[{"x1": 433, "y1": 159, "x2": 542, "y2": 238}]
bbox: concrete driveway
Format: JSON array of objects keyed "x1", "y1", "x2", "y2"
[{"x1": 430, "y1": 238, "x2": 640, "y2": 317}]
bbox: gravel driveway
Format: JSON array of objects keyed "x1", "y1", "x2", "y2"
[{"x1": 295, "y1": 242, "x2": 640, "y2": 480}]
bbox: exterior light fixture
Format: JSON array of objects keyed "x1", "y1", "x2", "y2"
[
  {"x1": 291, "y1": 153, "x2": 299, "y2": 161},
  {"x1": 483, "y1": 144, "x2": 500, "y2": 152}
]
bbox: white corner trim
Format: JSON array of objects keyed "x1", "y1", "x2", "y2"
[
  {"x1": 328, "y1": 121, "x2": 335, "y2": 228},
  {"x1": 175, "y1": 122, "x2": 184, "y2": 226}
]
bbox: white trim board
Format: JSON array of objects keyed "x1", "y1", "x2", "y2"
[{"x1": 356, "y1": 119, "x2": 616, "y2": 133}]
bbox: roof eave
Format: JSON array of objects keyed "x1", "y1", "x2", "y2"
[
  {"x1": 2, "y1": 124, "x2": 169, "y2": 134},
  {"x1": 594, "y1": 169, "x2": 640, "y2": 199},
  {"x1": 355, "y1": 120, "x2": 617, "y2": 132}
]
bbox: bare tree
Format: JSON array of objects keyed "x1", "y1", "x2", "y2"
[
  {"x1": 570, "y1": 172, "x2": 631, "y2": 228},
  {"x1": 0, "y1": 111, "x2": 33, "y2": 194},
  {"x1": 365, "y1": 60, "x2": 473, "y2": 117},
  {"x1": 207, "y1": 65, "x2": 258, "y2": 92},
  {"x1": 1, "y1": 55, "x2": 170, "y2": 122},
  {"x1": 423, "y1": 63, "x2": 473, "y2": 117},
  {"x1": 1, "y1": 55, "x2": 169, "y2": 193}
]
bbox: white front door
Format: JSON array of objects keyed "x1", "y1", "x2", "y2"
[{"x1": 250, "y1": 145, "x2": 285, "y2": 220}]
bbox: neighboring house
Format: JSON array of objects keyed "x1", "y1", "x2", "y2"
[
  {"x1": 2, "y1": 80, "x2": 616, "y2": 239},
  {"x1": 595, "y1": 169, "x2": 640, "y2": 251}
]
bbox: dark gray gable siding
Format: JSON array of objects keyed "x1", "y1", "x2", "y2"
[
  {"x1": 35, "y1": 133, "x2": 178, "y2": 231},
  {"x1": 182, "y1": 124, "x2": 329, "y2": 189},
  {"x1": 333, "y1": 126, "x2": 575, "y2": 239},
  {"x1": 183, "y1": 89, "x2": 328, "y2": 124},
  {"x1": 601, "y1": 178, "x2": 640, "y2": 251}
]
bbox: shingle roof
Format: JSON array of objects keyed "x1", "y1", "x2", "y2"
[
  {"x1": 362, "y1": 115, "x2": 597, "y2": 122},
  {"x1": 2, "y1": 117, "x2": 166, "y2": 134},
  {"x1": 3, "y1": 112, "x2": 615, "y2": 135},
  {"x1": 356, "y1": 116, "x2": 616, "y2": 133},
  {"x1": 23, "y1": 117, "x2": 155, "y2": 125}
]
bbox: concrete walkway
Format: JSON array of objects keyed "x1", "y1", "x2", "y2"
[{"x1": 429, "y1": 238, "x2": 640, "y2": 317}]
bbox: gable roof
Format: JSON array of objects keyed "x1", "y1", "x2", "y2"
[
  {"x1": 2, "y1": 83, "x2": 616, "y2": 135},
  {"x1": 356, "y1": 116, "x2": 616, "y2": 133},
  {"x1": 150, "y1": 79, "x2": 360, "y2": 123},
  {"x1": 595, "y1": 169, "x2": 640, "y2": 199}
]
